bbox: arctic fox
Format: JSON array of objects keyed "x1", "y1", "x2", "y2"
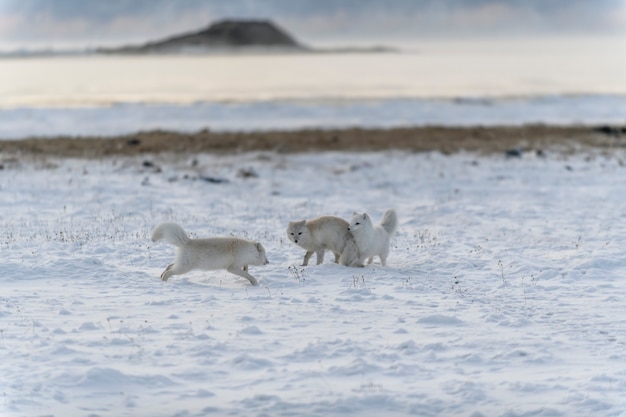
[
  {"x1": 347, "y1": 209, "x2": 398, "y2": 266},
  {"x1": 151, "y1": 222, "x2": 269, "y2": 285},
  {"x1": 287, "y1": 216, "x2": 360, "y2": 266}
]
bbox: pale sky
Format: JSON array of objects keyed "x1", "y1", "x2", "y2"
[{"x1": 1, "y1": 0, "x2": 625, "y2": 50}]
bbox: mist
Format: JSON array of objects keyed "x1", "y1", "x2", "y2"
[{"x1": 1, "y1": 0, "x2": 625, "y2": 51}]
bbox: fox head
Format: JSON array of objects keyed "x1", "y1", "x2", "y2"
[
  {"x1": 254, "y1": 242, "x2": 270, "y2": 265},
  {"x1": 287, "y1": 220, "x2": 310, "y2": 245},
  {"x1": 348, "y1": 212, "x2": 371, "y2": 232}
]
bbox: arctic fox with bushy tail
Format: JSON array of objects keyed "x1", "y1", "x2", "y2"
[
  {"x1": 287, "y1": 216, "x2": 360, "y2": 266},
  {"x1": 151, "y1": 222, "x2": 269, "y2": 285},
  {"x1": 347, "y1": 209, "x2": 397, "y2": 266}
]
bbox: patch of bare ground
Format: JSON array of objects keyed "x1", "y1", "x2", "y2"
[{"x1": 0, "y1": 125, "x2": 624, "y2": 160}]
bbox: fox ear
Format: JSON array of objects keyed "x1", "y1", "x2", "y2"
[
  {"x1": 256, "y1": 242, "x2": 264, "y2": 251},
  {"x1": 362, "y1": 213, "x2": 368, "y2": 219},
  {"x1": 353, "y1": 211, "x2": 359, "y2": 216}
]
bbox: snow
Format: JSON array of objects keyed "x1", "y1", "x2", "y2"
[
  {"x1": 2, "y1": 149, "x2": 625, "y2": 416},
  {"x1": 2, "y1": 95, "x2": 626, "y2": 139},
  {"x1": 2, "y1": 39, "x2": 626, "y2": 139}
]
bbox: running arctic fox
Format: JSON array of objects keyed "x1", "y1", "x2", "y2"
[
  {"x1": 347, "y1": 209, "x2": 398, "y2": 266},
  {"x1": 151, "y1": 222, "x2": 269, "y2": 285},
  {"x1": 287, "y1": 216, "x2": 360, "y2": 266}
]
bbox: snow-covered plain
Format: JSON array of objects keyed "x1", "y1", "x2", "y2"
[
  {"x1": 3, "y1": 38, "x2": 626, "y2": 139},
  {"x1": 2, "y1": 149, "x2": 625, "y2": 416},
  {"x1": 3, "y1": 95, "x2": 626, "y2": 139}
]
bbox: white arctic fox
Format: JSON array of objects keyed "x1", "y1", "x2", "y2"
[
  {"x1": 347, "y1": 209, "x2": 398, "y2": 266},
  {"x1": 151, "y1": 222, "x2": 269, "y2": 285},
  {"x1": 287, "y1": 216, "x2": 360, "y2": 266}
]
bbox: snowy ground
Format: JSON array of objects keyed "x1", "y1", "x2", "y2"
[
  {"x1": 2, "y1": 95, "x2": 626, "y2": 139},
  {"x1": 2, "y1": 149, "x2": 626, "y2": 417}
]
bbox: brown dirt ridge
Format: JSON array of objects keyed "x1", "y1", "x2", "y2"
[{"x1": 0, "y1": 125, "x2": 624, "y2": 159}]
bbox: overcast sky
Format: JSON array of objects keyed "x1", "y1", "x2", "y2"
[{"x1": 1, "y1": 0, "x2": 625, "y2": 49}]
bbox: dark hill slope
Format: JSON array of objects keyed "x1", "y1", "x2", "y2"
[{"x1": 98, "y1": 20, "x2": 305, "y2": 54}]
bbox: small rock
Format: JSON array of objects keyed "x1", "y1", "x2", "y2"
[
  {"x1": 200, "y1": 176, "x2": 229, "y2": 184},
  {"x1": 505, "y1": 148, "x2": 523, "y2": 158},
  {"x1": 592, "y1": 125, "x2": 625, "y2": 137},
  {"x1": 237, "y1": 167, "x2": 259, "y2": 178}
]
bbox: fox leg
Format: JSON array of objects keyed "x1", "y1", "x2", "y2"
[
  {"x1": 160, "y1": 263, "x2": 176, "y2": 281},
  {"x1": 339, "y1": 243, "x2": 363, "y2": 267},
  {"x1": 367, "y1": 257, "x2": 374, "y2": 265},
  {"x1": 302, "y1": 251, "x2": 314, "y2": 266},
  {"x1": 333, "y1": 252, "x2": 341, "y2": 263},
  {"x1": 341, "y1": 255, "x2": 364, "y2": 267},
  {"x1": 161, "y1": 262, "x2": 191, "y2": 281},
  {"x1": 379, "y1": 247, "x2": 390, "y2": 266},
  {"x1": 350, "y1": 256, "x2": 367, "y2": 267},
  {"x1": 315, "y1": 250, "x2": 325, "y2": 265},
  {"x1": 227, "y1": 265, "x2": 259, "y2": 286}
]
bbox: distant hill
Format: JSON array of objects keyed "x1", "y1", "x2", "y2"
[
  {"x1": 97, "y1": 19, "x2": 307, "y2": 54},
  {"x1": 0, "y1": 19, "x2": 397, "y2": 58}
]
